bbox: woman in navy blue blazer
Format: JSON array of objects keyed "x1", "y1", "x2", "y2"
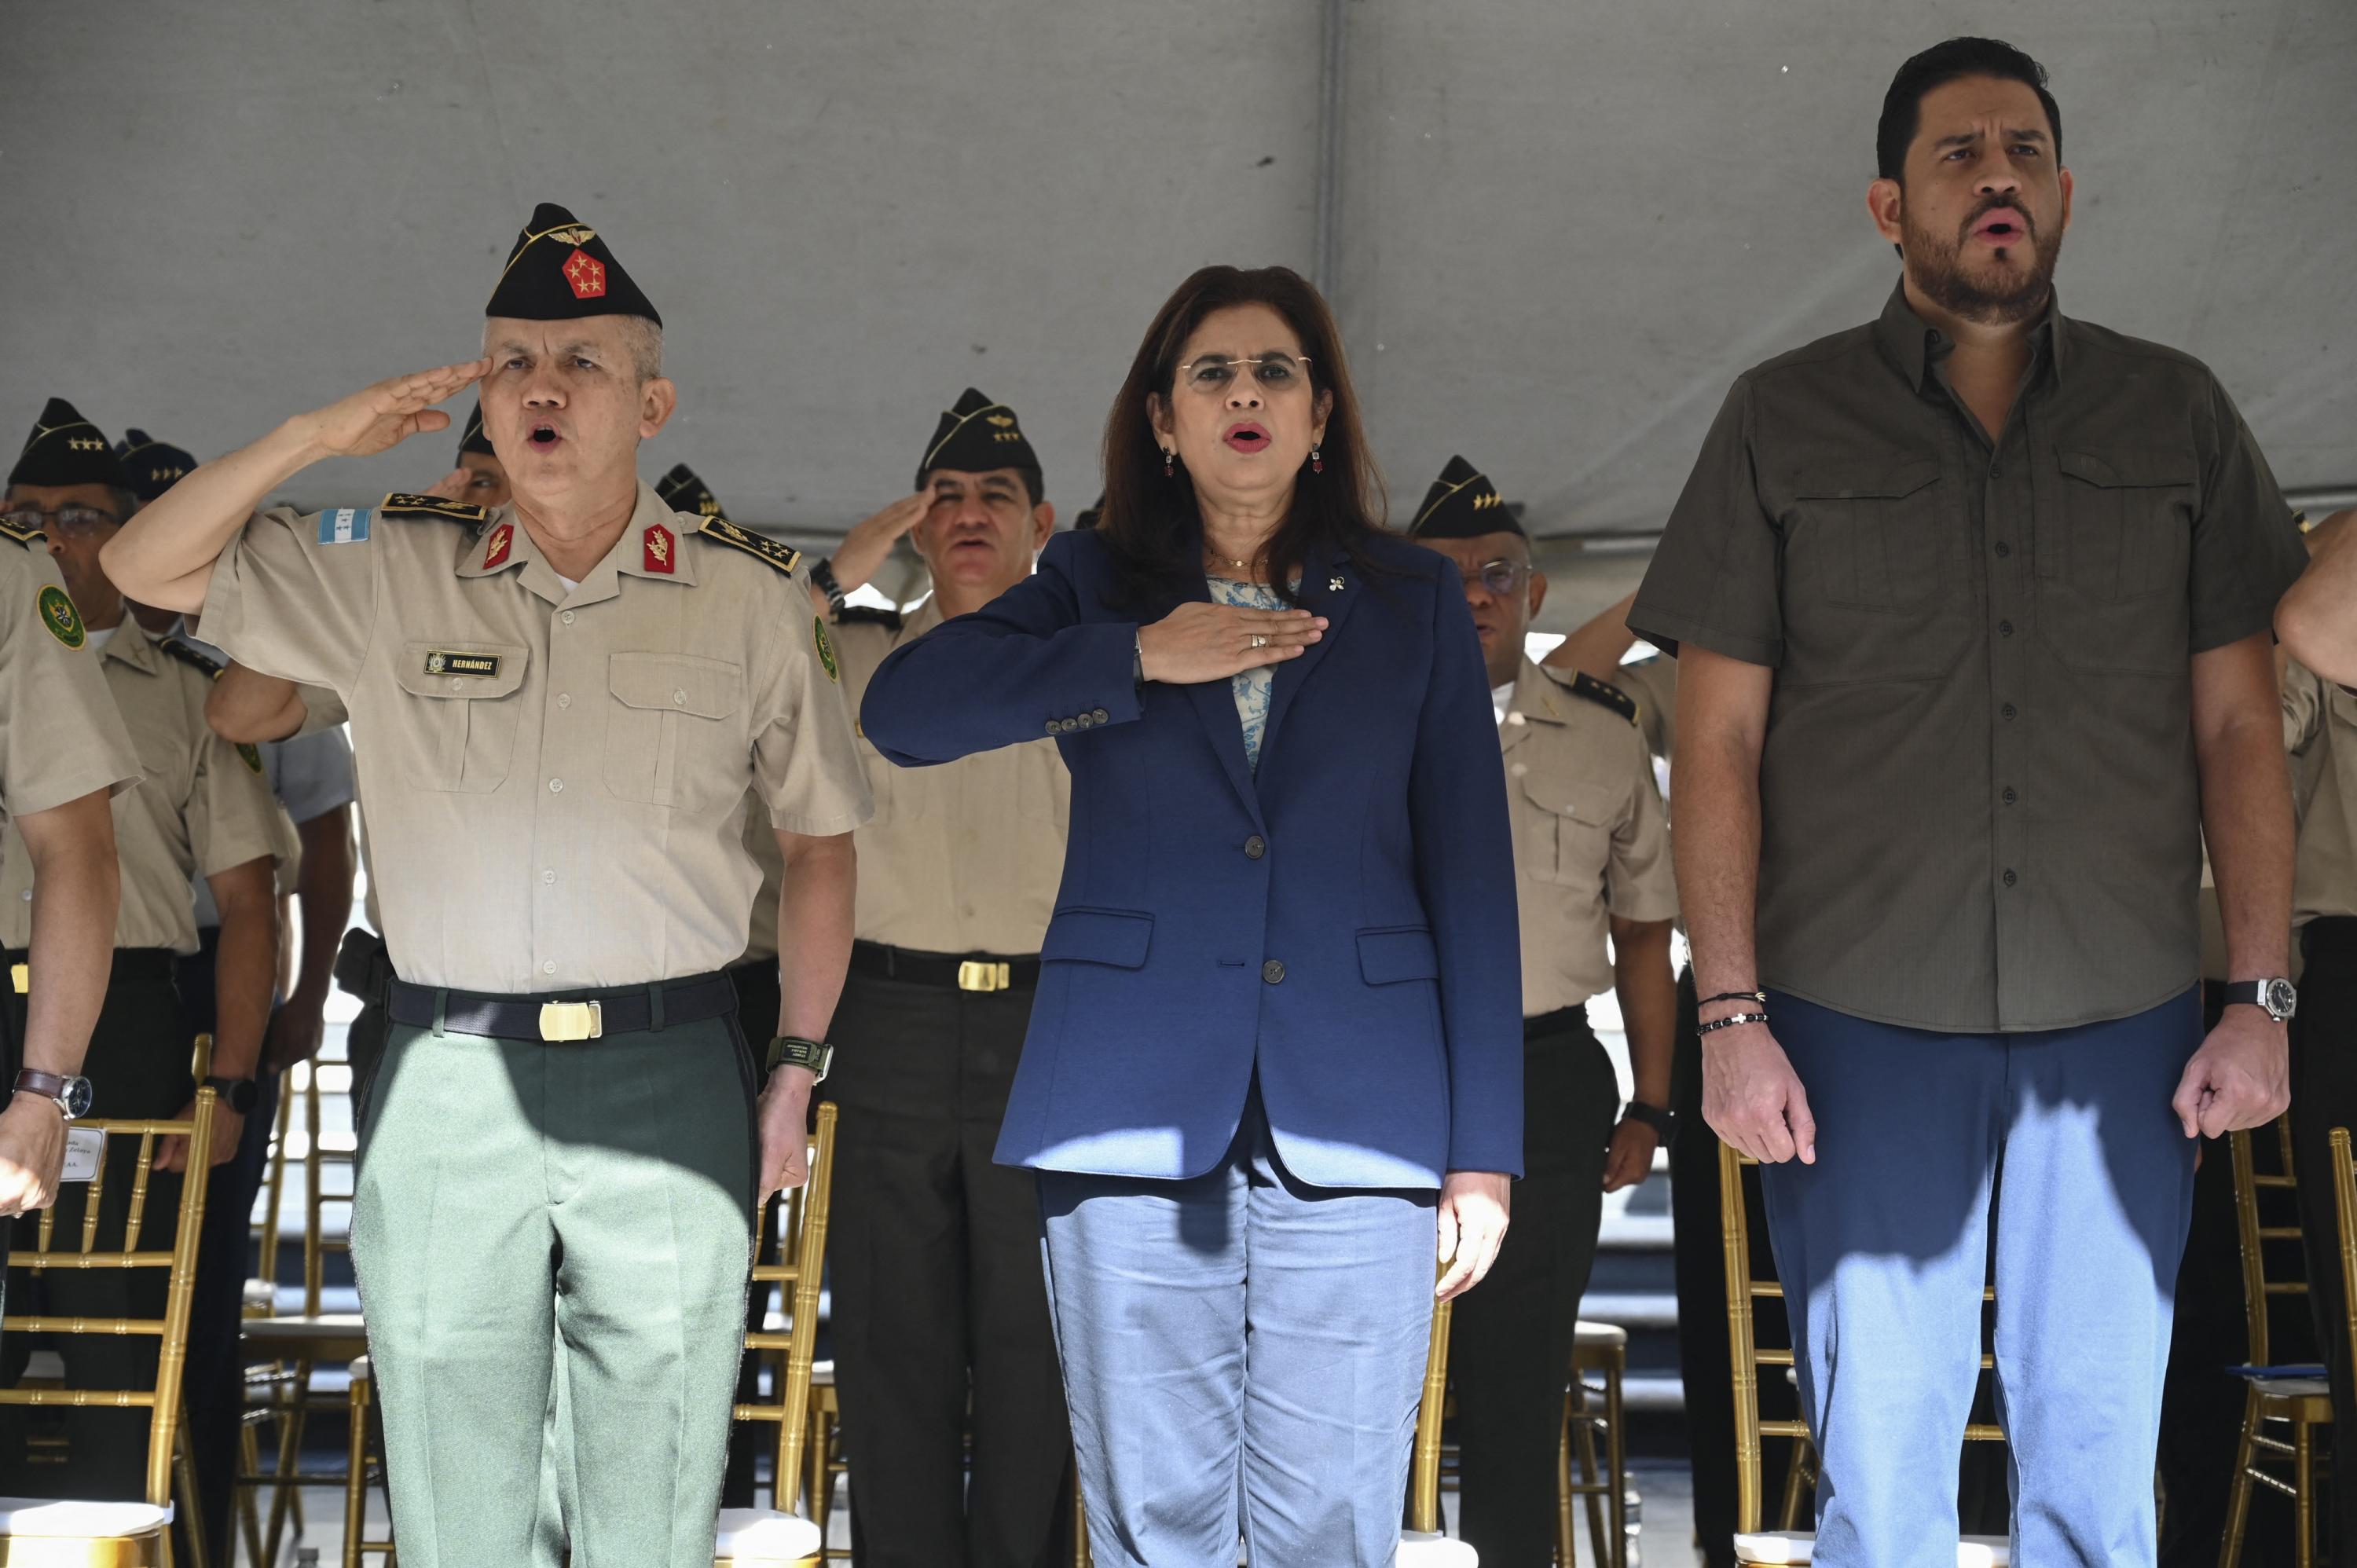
[{"x1": 860, "y1": 265, "x2": 1521, "y2": 1566}]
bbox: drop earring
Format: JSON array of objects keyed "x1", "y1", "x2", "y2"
[
  {"x1": 1163, "y1": 448, "x2": 1175, "y2": 478},
  {"x1": 1310, "y1": 445, "x2": 1324, "y2": 475}
]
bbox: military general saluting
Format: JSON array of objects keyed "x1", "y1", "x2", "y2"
[{"x1": 103, "y1": 203, "x2": 871, "y2": 1568}]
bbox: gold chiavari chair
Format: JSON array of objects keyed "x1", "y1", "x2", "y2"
[
  {"x1": 0, "y1": 1079, "x2": 217, "y2": 1566},
  {"x1": 1719, "y1": 1141, "x2": 2010, "y2": 1566},
  {"x1": 341, "y1": 1354, "x2": 394, "y2": 1568},
  {"x1": 715, "y1": 1101, "x2": 840, "y2": 1568},
  {"x1": 1558, "y1": 1320, "x2": 1629, "y2": 1568},
  {"x1": 2221, "y1": 1116, "x2": 2331, "y2": 1566},
  {"x1": 1398, "y1": 1282, "x2": 1479, "y2": 1566}
]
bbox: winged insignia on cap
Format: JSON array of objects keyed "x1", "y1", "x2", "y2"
[
  {"x1": 546, "y1": 225, "x2": 596, "y2": 247},
  {"x1": 985, "y1": 413, "x2": 1014, "y2": 428}
]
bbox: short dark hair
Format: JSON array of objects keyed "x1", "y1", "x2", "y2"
[
  {"x1": 919, "y1": 465, "x2": 1044, "y2": 511},
  {"x1": 1877, "y1": 37, "x2": 2062, "y2": 182}
]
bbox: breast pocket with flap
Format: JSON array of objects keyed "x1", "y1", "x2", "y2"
[
  {"x1": 603, "y1": 652, "x2": 748, "y2": 813},
  {"x1": 390, "y1": 640, "x2": 529, "y2": 793}
]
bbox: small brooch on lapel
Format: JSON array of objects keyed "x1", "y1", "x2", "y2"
[{"x1": 1329, "y1": 575, "x2": 1346, "y2": 592}]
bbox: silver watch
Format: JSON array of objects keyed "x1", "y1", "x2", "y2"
[{"x1": 2224, "y1": 978, "x2": 2298, "y2": 1024}]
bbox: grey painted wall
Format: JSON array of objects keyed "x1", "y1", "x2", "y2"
[{"x1": 5, "y1": 0, "x2": 2351, "y2": 596}]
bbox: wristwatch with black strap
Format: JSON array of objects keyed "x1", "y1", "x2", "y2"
[
  {"x1": 2222, "y1": 978, "x2": 2298, "y2": 1024},
  {"x1": 13, "y1": 1069, "x2": 93, "y2": 1121},
  {"x1": 1620, "y1": 1100, "x2": 1677, "y2": 1143},
  {"x1": 767, "y1": 1035, "x2": 833, "y2": 1083},
  {"x1": 203, "y1": 1075, "x2": 260, "y2": 1115}
]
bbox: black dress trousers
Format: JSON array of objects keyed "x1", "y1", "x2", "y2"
[
  {"x1": 823, "y1": 959, "x2": 1074, "y2": 1568},
  {"x1": 1447, "y1": 1006, "x2": 1619, "y2": 1566},
  {"x1": 2292, "y1": 921, "x2": 2357, "y2": 1566}
]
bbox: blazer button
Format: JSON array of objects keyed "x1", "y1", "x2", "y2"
[
  {"x1": 1244, "y1": 835, "x2": 1266, "y2": 860},
  {"x1": 1059, "y1": 717, "x2": 1080, "y2": 732},
  {"x1": 1091, "y1": 708, "x2": 1111, "y2": 724},
  {"x1": 1262, "y1": 959, "x2": 1285, "y2": 984},
  {"x1": 1043, "y1": 720, "x2": 1060, "y2": 736},
  {"x1": 1076, "y1": 713, "x2": 1094, "y2": 729}
]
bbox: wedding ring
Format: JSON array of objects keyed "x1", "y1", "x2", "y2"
[{"x1": 1251, "y1": 634, "x2": 1269, "y2": 649}]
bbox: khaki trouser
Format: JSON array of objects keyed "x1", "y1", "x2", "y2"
[{"x1": 351, "y1": 1013, "x2": 756, "y2": 1568}]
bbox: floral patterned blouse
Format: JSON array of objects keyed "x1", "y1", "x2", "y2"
[{"x1": 1206, "y1": 575, "x2": 1290, "y2": 775}]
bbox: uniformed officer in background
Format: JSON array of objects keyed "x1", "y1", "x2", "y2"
[
  {"x1": 108, "y1": 426, "x2": 361, "y2": 1564},
  {"x1": 1409, "y1": 456, "x2": 1679, "y2": 1566},
  {"x1": 779, "y1": 388, "x2": 1076, "y2": 1567},
  {"x1": 0, "y1": 428, "x2": 137, "y2": 1317},
  {"x1": 101, "y1": 203, "x2": 871, "y2": 1568},
  {"x1": 0, "y1": 399, "x2": 289, "y2": 1508}
]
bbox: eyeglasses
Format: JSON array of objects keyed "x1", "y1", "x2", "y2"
[
  {"x1": 1468, "y1": 559, "x2": 1535, "y2": 595},
  {"x1": 1176, "y1": 354, "x2": 1312, "y2": 394},
  {"x1": 3, "y1": 504, "x2": 122, "y2": 538}
]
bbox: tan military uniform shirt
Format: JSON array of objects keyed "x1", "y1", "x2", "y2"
[
  {"x1": 1501, "y1": 659, "x2": 1679, "y2": 1017},
  {"x1": 2288, "y1": 660, "x2": 2357, "y2": 926},
  {"x1": 1611, "y1": 655, "x2": 1677, "y2": 764},
  {"x1": 740, "y1": 595, "x2": 1069, "y2": 963},
  {"x1": 0, "y1": 540, "x2": 139, "y2": 829},
  {"x1": 199, "y1": 484, "x2": 871, "y2": 993},
  {"x1": 0, "y1": 617, "x2": 288, "y2": 954}
]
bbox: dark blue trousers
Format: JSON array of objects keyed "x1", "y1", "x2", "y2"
[{"x1": 1758, "y1": 988, "x2": 2201, "y2": 1568}]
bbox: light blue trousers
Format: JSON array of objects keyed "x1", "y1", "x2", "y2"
[
  {"x1": 1036, "y1": 1087, "x2": 1438, "y2": 1567},
  {"x1": 1758, "y1": 988, "x2": 2201, "y2": 1568}
]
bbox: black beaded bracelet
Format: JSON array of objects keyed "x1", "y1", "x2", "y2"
[{"x1": 1698, "y1": 1011, "x2": 1770, "y2": 1035}]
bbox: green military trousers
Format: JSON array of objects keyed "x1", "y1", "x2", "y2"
[{"x1": 350, "y1": 1013, "x2": 757, "y2": 1568}]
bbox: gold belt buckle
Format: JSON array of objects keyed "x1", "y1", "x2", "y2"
[
  {"x1": 9, "y1": 963, "x2": 25, "y2": 995},
  {"x1": 956, "y1": 961, "x2": 1011, "y2": 994},
  {"x1": 537, "y1": 1000, "x2": 602, "y2": 1042}
]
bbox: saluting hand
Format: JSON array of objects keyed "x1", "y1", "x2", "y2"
[
  {"x1": 294, "y1": 359, "x2": 490, "y2": 462},
  {"x1": 756, "y1": 1067, "x2": 818, "y2": 1202},
  {"x1": 420, "y1": 467, "x2": 475, "y2": 504},
  {"x1": 1138, "y1": 602, "x2": 1326, "y2": 685},
  {"x1": 1702, "y1": 1020, "x2": 1816, "y2": 1166}
]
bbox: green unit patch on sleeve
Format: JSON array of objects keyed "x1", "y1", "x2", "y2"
[
  {"x1": 236, "y1": 742, "x2": 265, "y2": 775},
  {"x1": 813, "y1": 617, "x2": 839, "y2": 682},
  {"x1": 37, "y1": 584, "x2": 85, "y2": 649}
]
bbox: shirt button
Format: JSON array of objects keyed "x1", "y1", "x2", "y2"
[
  {"x1": 1244, "y1": 835, "x2": 1266, "y2": 860},
  {"x1": 1998, "y1": 620, "x2": 2014, "y2": 637},
  {"x1": 2003, "y1": 787, "x2": 2018, "y2": 806},
  {"x1": 673, "y1": 689, "x2": 687, "y2": 705},
  {"x1": 2003, "y1": 870, "x2": 2018, "y2": 888},
  {"x1": 542, "y1": 870, "x2": 556, "y2": 885},
  {"x1": 560, "y1": 610, "x2": 576, "y2": 625},
  {"x1": 1262, "y1": 959, "x2": 1285, "y2": 984},
  {"x1": 543, "y1": 960, "x2": 558, "y2": 976},
  {"x1": 557, "y1": 693, "x2": 571, "y2": 709},
  {"x1": 548, "y1": 779, "x2": 564, "y2": 793},
  {"x1": 449, "y1": 678, "x2": 464, "y2": 691},
  {"x1": 1092, "y1": 708, "x2": 1110, "y2": 724},
  {"x1": 1995, "y1": 542, "x2": 2012, "y2": 559},
  {"x1": 2002, "y1": 704, "x2": 2018, "y2": 721}
]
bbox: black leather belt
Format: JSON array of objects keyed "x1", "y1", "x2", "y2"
[
  {"x1": 849, "y1": 940, "x2": 1040, "y2": 993},
  {"x1": 1523, "y1": 1002, "x2": 1594, "y2": 1042},
  {"x1": 386, "y1": 971, "x2": 738, "y2": 1042}
]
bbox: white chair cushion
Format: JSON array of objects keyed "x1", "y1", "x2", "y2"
[
  {"x1": 713, "y1": 1508, "x2": 823, "y2": 1560},
  {"x1": 1734, "y1": 1532, "x2": 2008, "y2": 1566},
  {"x1": 1396, "y1": 1530, "x2": 1479, "y2": 1566},
  {"x1": 1572, "y1": 1319, "x2": 1627, "y2": 1350},
  {"x1": 0, "y1": 1497, "x2": 174, "y2": 1537},
  {"x1": 2253, "y1": 1376, "x2": 2331, "y2": 1398},
  {"x1": 809, "y1": 1358, "x2": 834, "y2": 1387}
]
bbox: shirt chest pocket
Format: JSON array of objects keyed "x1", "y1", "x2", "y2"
[
  {"x1": 2047, "y1": 448, "x2": 2196, "y2": 603},
  {"x1": 390, "y1": 641, "x2": 529, "y2": 793},
  {"x1": 1513, "y1": 771, "x2": 1618, "y2": 888},
  {"x1": 1788, "y1": 457, "x2": 1948, "y2": 613},
  {"x1": 603, "y1": 652, "x2": 747, "y2": 814}
]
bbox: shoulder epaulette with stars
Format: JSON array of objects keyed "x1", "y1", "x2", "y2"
[
  {"x1": 834, "y1": 606, "x2": 904, "y2": 632},
  {"x1": 698, "y1": 516, "x2": 803, "y2": 576},
  {"x1": 379, "y1": 493, "x2": 490, "y2": 526},
  {"x1": 0, "y1": 518, "x2": 40, "y2": 548},
  {"x1": 156, "y1": 636, "x2": 226, "y2": 681},
  {"x1": 1567, "y1": 670, "x2": 1638, "y2": 726}
]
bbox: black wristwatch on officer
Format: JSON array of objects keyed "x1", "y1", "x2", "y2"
[
  {"x1": 767, "y1": 1036, "x2": 833, "y2": 1083},
  {"x1": 808, "y1": 558, "x2": 849, "y2": 614},
  {"x1": 1621, "y1": 1100, "x2": 1677, "y2": 1143},
  {"x1": 2223, "y1": 977, "x2": 2298, "y2": 1024},
  {"x1": 13, "y1": 1069, "x2": 93, "y2": 1121},
  {"x1": 204, "y1": 1075, "x2": 261, "y2": 1115}
]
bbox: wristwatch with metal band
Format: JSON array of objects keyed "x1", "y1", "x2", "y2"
[
  {"x1": 13, "y1": 1069, "x2": 93, "y2": 1121},
  {"x1": 808, "y1": 558, "x2": 848, "y2": 614},
  {"x1": 2223, "y1": 978, "x2": 2298, "y2": 1024}
]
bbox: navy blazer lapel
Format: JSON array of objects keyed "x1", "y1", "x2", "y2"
[
  {"x1": 1168, "y1": 571, "x2": 1268, "y2": 830},
  {"x1": 1259, "y1": 541, "x2": 1362, "y2": 769}
]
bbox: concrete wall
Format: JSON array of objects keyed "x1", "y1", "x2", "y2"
[{"x1": 5, "y1": 0, "x2": 2351, "y2": 622}]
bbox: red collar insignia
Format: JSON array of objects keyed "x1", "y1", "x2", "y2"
[
  {"x1": 482, "y1": 522, "x2": 513, "y2": 570},
  {"x1": 562, "y1": 248, "x2": 607, "y2": 301},
  {"x1": 643, "y1": 522, "x2": 675, "y2": 574}
]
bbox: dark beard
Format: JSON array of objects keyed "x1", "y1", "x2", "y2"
[{"x1": 1904, "y1": 201, "x2": 2063, "y2": 325}]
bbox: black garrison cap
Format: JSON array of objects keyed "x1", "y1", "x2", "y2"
[
  {"x1": 114, "y1": 430, "x2": 200, "y2": 502},
  {"x1": 657, "y1": 463, "x2": 729, "y2": 524},
  {"x1": 9, "y1": 398, "x2": 132, "y2": 491},
  {"x1": 456, "y1": 401, "x2": 497, "y2": 462},
  {"x1": 917, "y1": 388, "x2": 1041, "y2": 491},
  {"x1": 485, "y1": 203, "x2": 662, "y2": 327},
  {"x1": 1407, "y1": 454, "x2": 1520, "y2": 540}
]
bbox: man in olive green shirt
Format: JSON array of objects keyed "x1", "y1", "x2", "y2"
[{"x1": 1632, "y1": 39, "x2": 2306, "y2": 1567}]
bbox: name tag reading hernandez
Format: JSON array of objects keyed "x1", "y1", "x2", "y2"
[{"x1": 424, "y1": 650, "x2": 502, "y2": 678}]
